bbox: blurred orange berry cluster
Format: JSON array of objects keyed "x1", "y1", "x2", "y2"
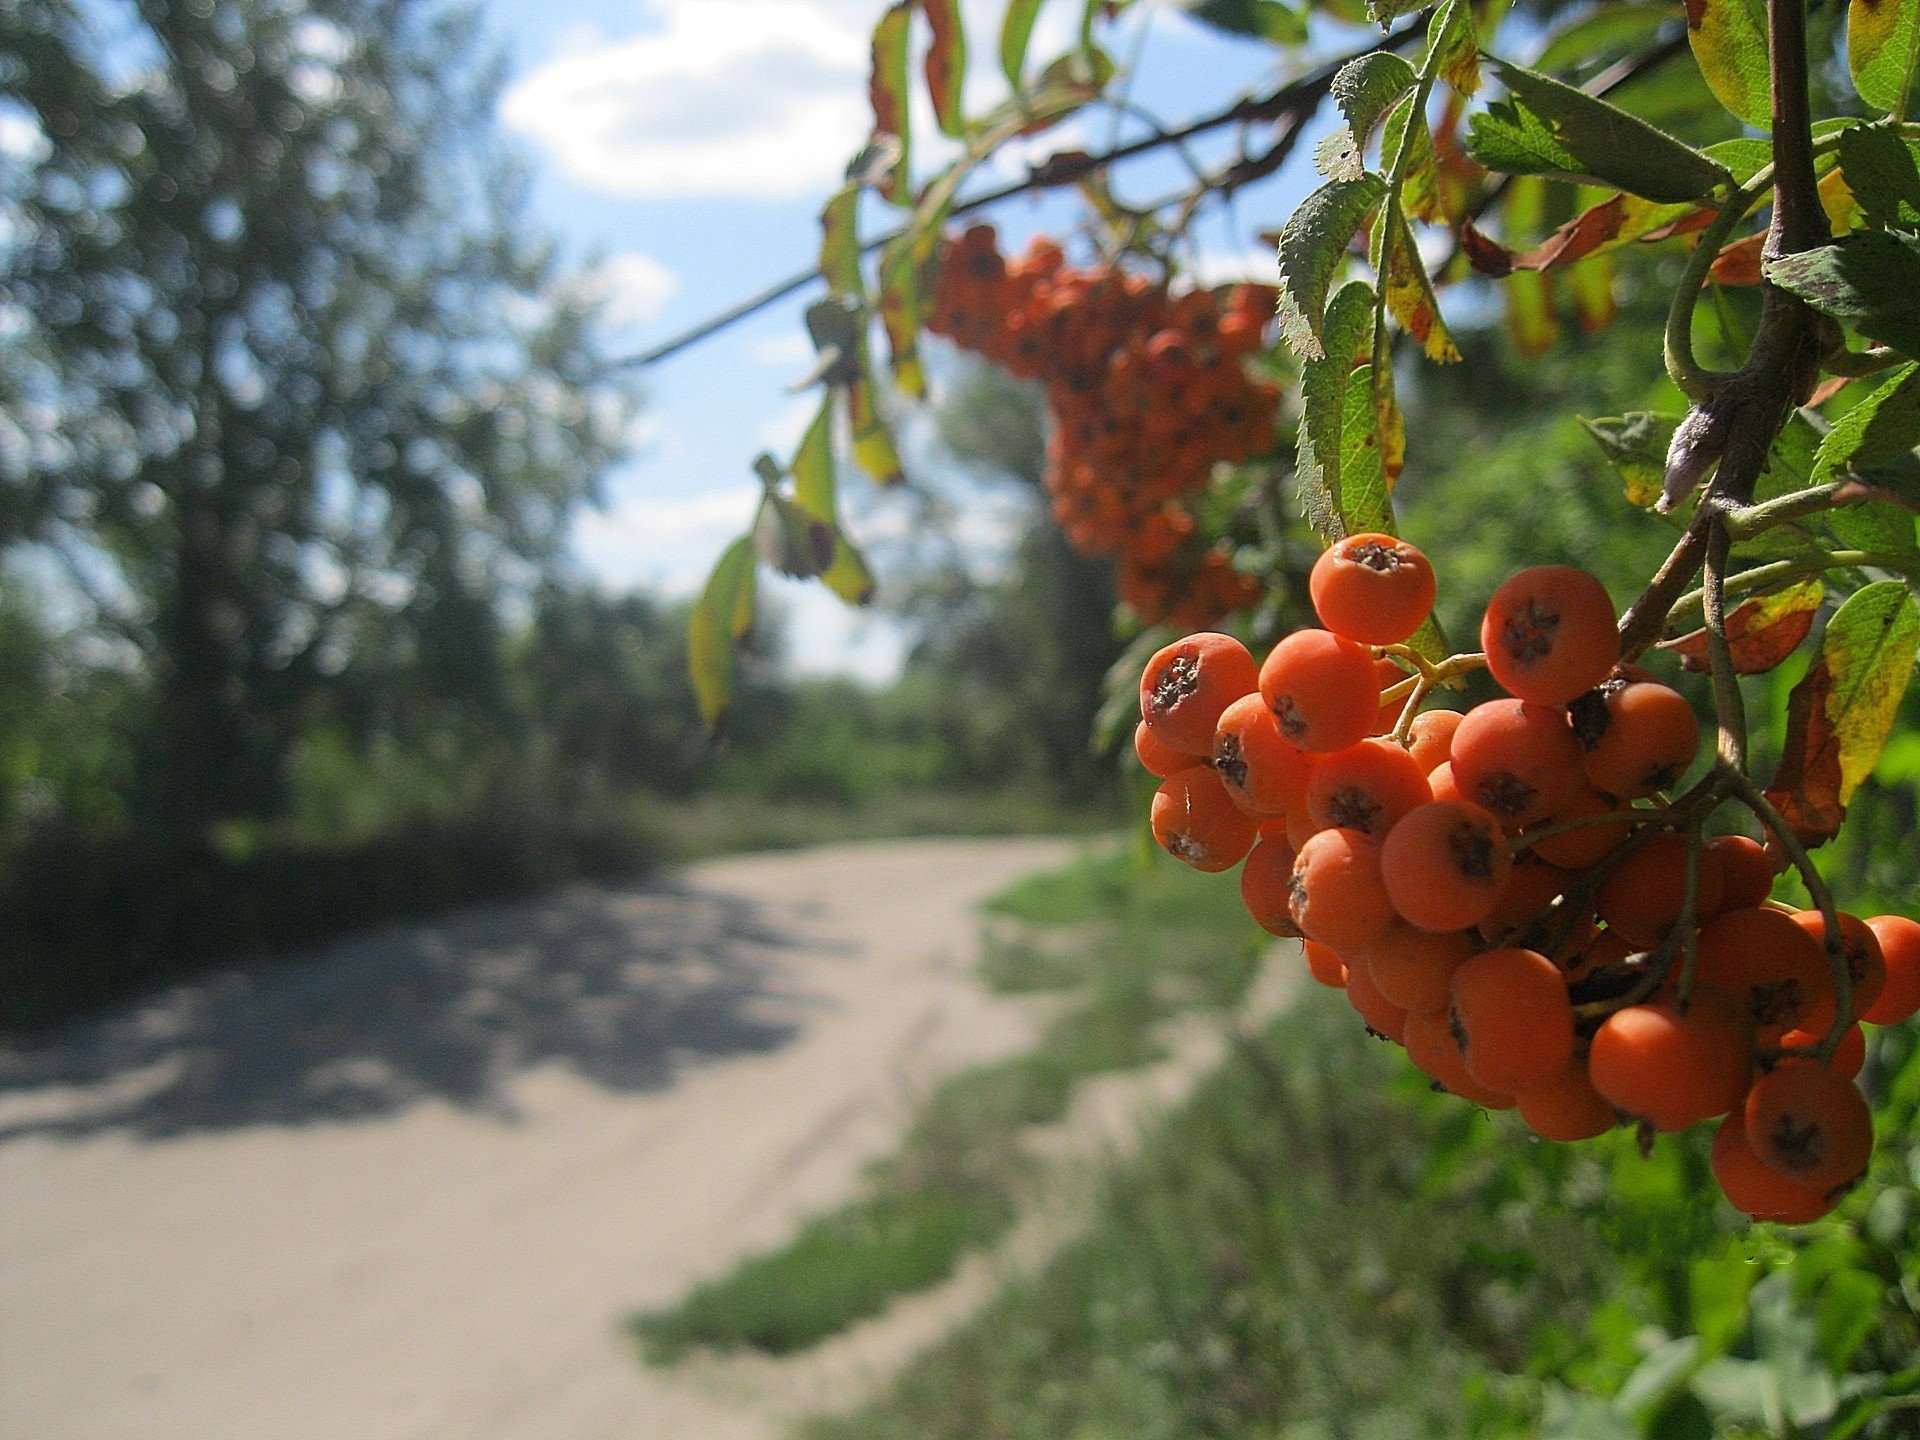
[
  {"x1": 1134, "y1": 536, "x2": 1920, "y2": 1223},
  {"x1": 926, "y1": 224, "x2": 1279, "y2": 628}
]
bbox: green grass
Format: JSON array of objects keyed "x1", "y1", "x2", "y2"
[{"x1": 626, "y1": 844, "x2": 1267, "y2": 1365}]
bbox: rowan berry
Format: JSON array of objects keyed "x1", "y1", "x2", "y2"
[
  {"x1": 1744, "y1": 1063, "x2": 1872, "y2": 1195},
  {"x1": 1258, "y1": 630, "x2": 1381, "y2": 753},
  {"x1": 1289, "y1": 827, "x2": 1394, "y2": 954},
  {"x1": 1302, "y1": 938, "x2": 1348, "y2": 989},
  {"x1": 1140, "y1": 632, "x2": 1258, "y2": 754},
  {"x1": 1449, "y1": 699, "x2": 1582, "y2": 827},
  {"x1": 1134, "y1": 720, "x2": 1204, "y2": 779},
  {"x1": 1711, "y1": 1109, "x2": 1837, "y2": 1223},
  {"x1": 1151, "y1": 766, "x2": 1259, "y2": 873},
  {"x1": 1525, "y1": 788, "x2": 1634, "y2": 871},
  {"x1": 1426, "y1": 761, "x2": 1465, "y2": 805},
  {"x1": 1595, "y1": 832, "x2": 1726, "y2": 950},
  {"x1": 1405, "y1": 1007, "x2": 1515, "y2": 1109},
  {"x1": 1380, "y1": 801, "x2": 1514, "y2": 933},
  {"x1": 1212, "y1": 692, "x2": 1316, "y2": 818},
  {"x1": 1344, "y1": 954, "x2": 1408, "y2": 1043},
  {"x1": 1359, "y1": 924, "x2": 1475, "y2": 1013},
  {"x1": 1694, "y1": 906, "x2": 1832, "y2": 1042},
  {"x1": 1480, "y1": 858, "x2": 1580, "y2": 948},
  {"x1": 1451, "y1": 947, "x2": 1574, "y2": 1093},
  {"x1": 1405, "y1": 709, "x2": 1463, "y2": 773},
  {"x1": 1575, "y1": 681, "x2": 1700, "y2": 799},
  {"x1": 1787, "y1": 910, "x2": 1885, "y2": 1023},
  {"x1": 1862, "y1": 915, "x2": 1920, "y2": 1025},
  {"x1": 1516, "y1": 1060, "x2": 1620, "y2": 1142},
  {"x1": 1308, "y1": 533, "x2": 1437, "y2": 645},
  {"x1": 1240, "y1": 835, "x2": 1301, "y2": 937},
  {"x1": 1705, "y1": 833, "x2": 1775, "y2": 912},
  {"x1": 1305, "y1": 739, "x2": 1433, "y2": 840},
  {"x1": 1588, "y1": 991, "x2": 1753, "y2": 1131},
  {"x1": 1481, "y1": 565, "x2": 1620, "y2": 707},
  {"x1": 1777, "y1": 1024, "x2": 1866, "y2": 1081}
]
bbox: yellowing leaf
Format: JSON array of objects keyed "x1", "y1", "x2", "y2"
[
  {"x1": 923, "y1": 0, "x2": 968, "y2": 138},
  {"x1": 1660, "y1": 580, "x2": 1824, "y2": 673},
  {"x1": 1848, "y1": 0, "x2": 1920, "y2": 116},
  {"x1": 1381, "y1": 204, "x2": 1461, "y2": 362},
  {"x1": 688, "y1": 536, "x2": 758, "y2": 734},
  {"x1": 869, "y1": 4, "x2": 913, "y2": 204},
  {"x1": 1685, "y1": 0, "x2": 1772, "y2": 129}
]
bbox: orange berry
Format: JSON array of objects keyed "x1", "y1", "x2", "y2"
[
  {"x1": 1258, "y1": 629, "x2": 1381, "y2": 753},
  {"x1": 1134, "y1": 720, "x2": 1204, "y2": 779},
  {"x1": 1450, "y1": 699, "x2": 1582, "y2": 827},
  {"x1": 1706, "y1": 833, "x2": 1774, "y2": 913},
  {"x1": 1777, "y1": 1024, "x2": 1867, "y2": 1081},
  {"x1": 1481, "y1": 858, "x2": 1580, "y2": 948},
  {"x1": 1787, "y1": 910, "x2": 1885, "y2": 1022},
  {"x1": 1481, "y1": 565, "x2": 1620, "y2": 707},
  {"x1": 1405, "y1": 709, "x2": 1463, "y2": 773},
  {"x1": 1302, "y1": 938, "x2": 1348, "y2": 989},
  {"x1": 1405, "y1": 1007, "x2": 1515, "y2": 1109},
  {"x1": 1359, "y1": 924, "x2": 1475, "y2": 1013},
  {"x1": 1140, "y1": 632, "x2": 1259, "y2": 755},
  {"x1": 1562, "y1": 926, "x2": 1633, "y2": 988},
  {"x1": 1240, "y1": 836, "x2": 1301, "y2": 936},
  {"x1": 1744, "y1": 1064, "x2": 1872, "y2": 1194},
  {"x1": 1151, "y1": 766, "x2": 1259, "y2": 872},
  {"x1": 1451, "y1": 947, "x2": 1574, "y2": 1093},
  {"x1": 1596, "y1": 832, "x2": 1726, "y2": 950},
  {"x1": 1426, "y1": 761, "x2": 1464, "y2": 805},
  {"x1": 1711, "y1": 1109, "x2": 1837, "y2": 1223},
  {"x1": 1212, "y1": 692, "x2": 1316, "y2": 818},
  {"x1": 1588, "y1": 992, "x2": 1753, "y2": 1131},
  {"x1": 1695, "y1": 906, "x2": 1832, "y2": 1042},
  {"x1": 1525, "y1": 788, "x2": 1634, "y2": 871},
  {"x1": 1305, "y1": 739, "x2": 1433, "y2": 840},
  {"x1": 1289, "y1": 828, "x2": 1394, "y2": 954},
  {"x1": 1516, "y1": 1059, "x2": 1620, "y2": 1142},
  {"x1": 1344, "y1": 953, "x2": 1407, "y2": 1042},
  {"x1": 1308, "y1": 533, "x2": 1437, "y2": 645},
  {"x1": 1862, "y1": 915, "x2": 1920, "y2": 1024},
  {"x1": 1380, "y1": 800, "x2": 1514, "y2": 933},
  {"x1": 1575, "y1": 681, "x2": 1700, "y2": 799}
]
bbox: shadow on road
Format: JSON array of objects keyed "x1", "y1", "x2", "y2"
[{"x1": 0, "y1": 877, "x2": 840, "y2": 1141}]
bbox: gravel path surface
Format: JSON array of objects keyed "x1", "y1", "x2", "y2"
[{"x1": 0, "y1": 836, "x2": 1077, "y2": 1440}]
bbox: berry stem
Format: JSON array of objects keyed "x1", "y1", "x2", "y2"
[{"x1": 1666, "y1": 548, "x2": 1915, "y2": 625}]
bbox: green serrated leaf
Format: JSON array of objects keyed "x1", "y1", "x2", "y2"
[
  {"x1": 1381, "y1": 204, "x2": 1460, "y2": 361},
  {"x1": 1000, "y1": 0, "x2": 1045, "y2": 86},
  {"x1": 1276, "y1": 175, "x2": 1388, "y2": 360},
  {"x1": 1296, "y1": 280, "x2": 1376, "y2": 538},
  {"x1": 1340, "y1": 362, "x2": 1392, "y2": 533},
  {"x1": 1316, "y1": 53, "x2": 1418, "y2": 180},
  {"x1": 1582, "y1": 411, "x2": 1680, "y2": 506},
  {"x1": 923, "y1": 0, "x2": 968, "y2": 138},
  {"x1": 1766, "y1": 231, "x2": 1920, "y2": 357},
  {"x1": 1838, "y1": 123, "x2": 1920, "y2": 229},
  {"x1": 1430, "y1": 0, "x2": 1482, "y2": 96},
  {"x1": 1382, "y1": 93, "x2": 1445, "y2": 222},
  {"x1": 1849, "y1": 0, "x2": 1920, "y2": 116},
  {"x1": 870, "y1": 4, "x2": 913, "y2": 205},
  {"x1": 689, "y1": 536, "x2": 758, "y2": 732},
  {"x1": 1467, "y1": 59, "x2": 1734, "y2": 203},
  {"x1": 1810, "y1": 362, "x2": 1920, "y2": 488},
  {"x1": 1686, "y1": 0, "x2": 1772, "y2": 128}
]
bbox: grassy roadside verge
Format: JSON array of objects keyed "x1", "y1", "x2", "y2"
[{"x1": 626, "y1": 846, "x2": 1267, "y2": 1363}]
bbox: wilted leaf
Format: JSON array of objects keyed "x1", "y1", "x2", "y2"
[
  {"x1": 1511, "y1": 193, "x2": 1704, "y2": 271},
  {"x1": 1765, "y1": 580, "x2": 1920, "y2": 846},
  {"x1": 848, "y1": 374, "x2": 905, "y2": 483},
  {"x1": 1583, "y1": 411, "x2": 1679, "y2": 506},
  {"x1": 755, "y1": 493, "x2": 837, "y2": 578},
  {"x1": 1506, "y1": 268, "x2": 1559, "y2": 356},
  {"x1": 1766, "y1": 231, "x2": 1920, "y2": 358},
  {"x1": 1467, "y1": 59, "x2": 1734, "y2": 203},
  {"x1": 1711, "y1": 231, "x2": 1766, "y2": 285},
  {"x1": 1430, "y1": 0, "x2": 1482, "y2": 96},
  {"x1": 1848, "y1": 0, "x2": 1920, "y2": 116},
  {"x1": 878, "y1": 230, "x2": 927, "y2": 398},
  {"x1": 1276, "y1": 175, "x2": 1388, "y2": 360},
  {"x1": 923, "y1": 0, "x2": 968, "y2": 138},
  {"x1": 688, "y1": 535, "x2": 758, "y2": 733},
  {"x1": 790, "y1": 397, "x2": 835, "y2": 521},
  {"x1": 1381, "y1": 204, "x2": 1461, "y2": 360},
  {"x1": 1315, "y1": 53, "x2": 1418, "y2": 181},
  {"x1": 1661, "y1": 579, "x2": 1824, "y2": 673},
  {"x1": 870, "y1": 3, "x2": 913, "y2": 204},
  {"x1": 1685, "y1": 0, "x2": 1772, "y2": 128},
  {"x1": 1000, "y1": 0, "x2": 1045, "y2": 86}
]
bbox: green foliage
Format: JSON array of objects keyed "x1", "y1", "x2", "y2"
[{"x1": 1766, "y1": 233, "x2": 1920, "y2": 361}]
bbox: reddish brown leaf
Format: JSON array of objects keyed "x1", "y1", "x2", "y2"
[
  {"x1": 1710, "y1": 231, "x2": 1766, "y2": 286},
  {"x1": 1461, "y1": 219, "x2": 1514, "y2": 277},
  {"x1": 1640, "y1": 209, "x2": 1718, "y2": 242},
  {"x1": 1764, "y1": 651, "x2": 1848, "y2": 849},
  {"x1": 1660, "y1": 580, "x2": 1823, "y2": 674},
  {"x1": 1512, "y1": 196, "x2": 1631, "y2": 270}
]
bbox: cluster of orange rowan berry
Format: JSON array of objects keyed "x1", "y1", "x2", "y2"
[
  {"x1": 926, "y1": 224, "x2": 1278, "y2": 628},
  {"x1": 1136, "y1": 534, "x2": 1920, "y2": 1223}
]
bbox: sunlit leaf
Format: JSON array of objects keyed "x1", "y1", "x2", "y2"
[
  {"x1": 1000, "y1": 0, "x2": 1046, "y2": 86},
  {"x1": 870, "y1": 3, "x2": 913, "y2": 204},
  {"x1": 878, "y1": 229, "x2": 927, "y2": 398},
  {"x1": 1380, "y1": 204, "x2": 1460, "y2": 361},
  {"x1": 1296, "y1": 280, "x2": 1376, "y2": 537},
  {"x1": 820, "y1": 184, "x2": 864, "y2": 299},
  {"x1": 1341, "y1": 362, "x2": 1392, "y2": 533},
  {"x1": 1809, "y1": 361, "x2": 1920, "y2": 499},
  {"x1": 848, "y1": 373, "x2": 905, "y2": 484},
  {"x1": 1382, "y1": 93, "x2": 1446, "y2": 222},
  {"x1": 1766, "y1": 231, "x2": 1920, "y2": 358},
  {"x1": 1848, "y1": 0, "x2": 1920, "y2": 116},
  {"x1": 923, "y1": 0, "x2": 968, "y2": 138},
  {"x1": 1685, "y1": 0, "x2": 1772, "y2": 128},
  {"x1": 1582, "y1": 411, "x2": 1678, "y2": 506},
  {"x1": 1765, "y1": 580, "x2": 1920, "y2": 846},
  {"x1": 790, "y1": 396, "x2": 836, "y2": 522},
  {"x1": 688, "y1": 535, "x2": 758, "y2": 734},
  {"x1": 1430, "y1": 0, "x2": 1482, "y2": 96},
  {"x1": 1661, "y1": 579, "x2": 1824, "y2": 673},
  {"x1": 1467, "y1": 58, "x2": 1734, "y2": 202},
  {"x1": 1315, "y1": 53, "x2": 1418, "y2": 181},
  {"x1": 1276, "y1": 175, "x2": 1388, "y2": 360}
]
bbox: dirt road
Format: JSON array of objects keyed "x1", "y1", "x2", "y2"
[{"x1": 0, "y1": 836, "x2": 1077, "y2": 1440}]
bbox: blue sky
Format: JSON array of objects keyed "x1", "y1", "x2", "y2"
[{"x1": 481, "y1": 1, "x2": 1349, "y2": 680}]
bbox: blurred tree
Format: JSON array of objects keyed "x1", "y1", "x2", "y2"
[{"x1": 0, "y1": 0, "x2": 630, "y2": 833}]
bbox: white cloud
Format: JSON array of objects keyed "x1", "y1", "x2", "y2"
[
  {"x1": 1188, "y1": 247, "x2": 1281, "y2": 288},
  {"x1": 750, "y1": 331, "x2": 816, "y2": 368},
  {"x1": 500, "y1": 1, "x2": 873, "y2": 200},
  {"x1": 571, "y1": 481, "x2": 760, "y2": 592},
  {"x1": 585, "y1": 252, "x2": 679, "y2": 331},
  {"x1": 770, "y1": 574, "x2": 909, "y2": 684}
]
